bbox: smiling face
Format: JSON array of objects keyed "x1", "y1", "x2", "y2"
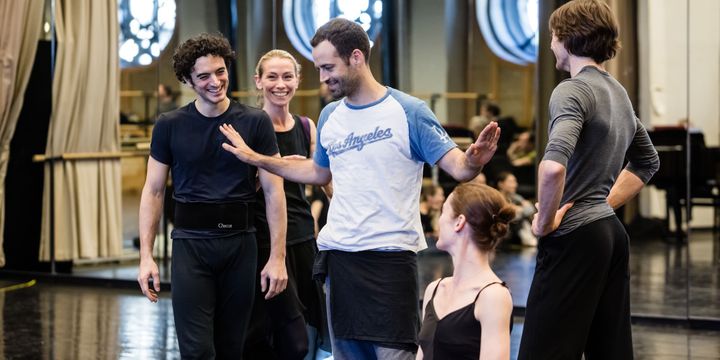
[
  {"x1": 187, "y1": 55, "x2": 229, "y2": 107},
  {"x1": 312, "y1": 40, "x2": 361, "y2": 99},
  {"x1": 255, "y1": 56, "x2": 299, "y2": 108}
]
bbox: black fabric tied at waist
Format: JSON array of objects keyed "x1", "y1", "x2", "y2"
[
  {"x1": 312, "y1": 251, "x2": 329, "y2": 283},
  {"x1": 314, "y1": 250, "x2": 420, "y2": 348},
  {"x1": 174, "y1": 201, "x2": 255, "y2": 231}
]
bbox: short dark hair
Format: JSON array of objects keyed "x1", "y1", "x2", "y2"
[
  {"x1": 310, "y1": 18, "x2": 370, "y2": 64},
  {"x1": 485, "y1": 102, "x2": 501, "y2": 117},
  {"x1": 173, "y1": 33, "x2": 236, "y2": 84},
  {"x1": 495, "y1": 171, "x2": 514, "y2": 184},
  {"x1": 549, "y1": 0, "x2": 620, "y2": 63}
]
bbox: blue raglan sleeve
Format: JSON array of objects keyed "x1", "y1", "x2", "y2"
[
  {"x1": 407, "y1": 101, "x2": 456, "y2": 165},
  {"x1": 313, "y1": 101, "x2": 340, "y2": 168}
]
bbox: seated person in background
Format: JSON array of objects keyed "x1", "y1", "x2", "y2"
[
  {"x1": 506, "y1": 131, "x2": 536, "y2": 167},
  {"x1": 469, "y1": 101, "x2": 501, "y2": 137},
  {"x1": 156, "y1": 83, "x2": 179, "y2": 116},
  {"x1": 496, "y1": 172, "x2": 537, "y2": 247},
  {"x1": 470, "y1": 172, "x2": 487, "y2": 185},
  {"x1": 420, "y1": 184, "x2": 445, "y2": 239},
  {"x1": 418, "y1": 183, "x2": 514, "y2": 360}
]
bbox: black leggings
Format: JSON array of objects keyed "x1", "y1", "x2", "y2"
[
  {"x1": 518, "y1": 216, "x2": 633, "y2": 360},
  {"x1": 171, "y1": 235, "x2": 257, "y2": 359},
  {"x1": 244, "y1": 241, "x2": 324, "y2": 359}
]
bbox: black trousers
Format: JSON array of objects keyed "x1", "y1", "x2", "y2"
[
  {"x1": 244, "y1": 240, "x2": 325, "y2": 360},
  {"x1": 171, "y1": 234, "x2": 257, "y2": 359},
  {"x1": 518, "y1": 215, "x2": 633, "y2": 360}
]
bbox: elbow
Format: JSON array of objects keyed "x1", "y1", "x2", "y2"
[
  {"x1": 649, "y1": 155, "x2": 660, "y2": 177},
  {"x1": 539, "y1": 160, "x2": 565, "y2": 180}
]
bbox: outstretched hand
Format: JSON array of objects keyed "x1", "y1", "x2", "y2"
[
  {"x1": 465, "y1": 122, "x2": 501, "y2": 168},
  {"x1": 219, "y1": 123, "x2": 254, "y2": 162}
]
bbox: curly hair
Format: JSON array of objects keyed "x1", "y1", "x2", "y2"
[
  {"x1": 172, "y1": 33, "x2": 236, "y2": 84},
  {"x1": 449, "y1": 183, "x2": 515, "y2": 251},
  {"x1": 549, "y1": 0, "x2": 621, "y2": 63},
  {"x1": 310, "y1": 18, "x2": 371, "y2": 64}
]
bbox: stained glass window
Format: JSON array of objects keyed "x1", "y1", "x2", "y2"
[
  {"x1": 476, "y1": 0, "x2": 538, "y2": 65},
  {"x1": 283, "y1": 0, "x2": 383, "y2": 61},
  {"x1": 118, "y1": 0, "x2": 176, "y2": 68}
]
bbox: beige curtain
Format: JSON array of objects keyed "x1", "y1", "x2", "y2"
[
  {"x1": 0, "y1": 0, "x2": 44, "y2": 267},
  {"x1": 40, "y1": 0, "x2": 122, "y2": 261}
]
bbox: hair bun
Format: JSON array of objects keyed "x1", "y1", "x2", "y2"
[{"x1": 496, "y1": 205, "x2": 516, "y2": 224}]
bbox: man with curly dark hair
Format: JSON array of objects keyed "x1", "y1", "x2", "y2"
[
  {"x1": 518, "y1": 1, "x2": 659, "y2": 359},
  {"x1": 137, "y1": 33, "x2": 289, "y2": 358}
]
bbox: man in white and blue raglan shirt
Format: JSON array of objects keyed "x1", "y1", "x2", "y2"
[{"x1": 220, "y1": 18, "x2": 500, "y2": 360}]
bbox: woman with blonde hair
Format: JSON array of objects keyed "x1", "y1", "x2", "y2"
[
  {"x1": 245, "y1": 49, "x2": 327, "y2": 360},
  {"x1": 418, "y1": 183, "x2": 514, "y2": 360}
]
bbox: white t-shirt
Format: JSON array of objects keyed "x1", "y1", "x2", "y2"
[{"x1": 314, "y1": 88, "x2": 456, "y2": 252}]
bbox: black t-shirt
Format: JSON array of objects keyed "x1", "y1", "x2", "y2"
[
  {"x1": 255, "y1": 115, "x2": 315, "y2": 247},
  {"x1": 150, "y1": 100, "x2": 278, "y2": 238}
]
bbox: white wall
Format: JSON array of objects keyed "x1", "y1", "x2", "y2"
[
  {"x1": 638, "y1": 0, "x2": 720, "y2": 227},
  {"x1": 689, "y1": 0, "x2": 720, "y2": 147}
]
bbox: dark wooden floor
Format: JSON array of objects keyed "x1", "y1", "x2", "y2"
[
  {"x1": 0, "y1": 281, "x2": 717, "y2": 359},
  {"x1": 6, "y1": 188, "x2": 720, "y2": 360}
]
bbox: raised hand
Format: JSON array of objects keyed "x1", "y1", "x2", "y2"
[{"x1": 466, "y1": 122, "x2": 501, "y2": 168}]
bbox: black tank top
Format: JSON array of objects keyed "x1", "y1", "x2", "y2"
[
  {"x1": 418, "y1": 278, "x2": 511, "y2": 360},
  {"x1": 255, "y1": 115, "x2": 315, "y2": 247}
]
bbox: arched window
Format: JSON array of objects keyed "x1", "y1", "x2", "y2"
[
  {"x1": 476, "y1": 0, "x2": 538, "y2": 65},
  {"x1": 283, "y1": 0, "x2": 383, "y2": 61},
  {"x1": 118, "y1": 0, "x2": 176, "y2": 68}
]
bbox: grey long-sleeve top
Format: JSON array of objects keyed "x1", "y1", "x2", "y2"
[{"x1": 543, "y1": 66, "x2": 659, "y2": 236}]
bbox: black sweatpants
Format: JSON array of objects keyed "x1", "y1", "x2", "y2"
[
  {"x1": 171, "y1": 234, "x2": 257, "y2": 359},
  {"x1": 518, "y1": 215, "x2": 633, "y2": 360}
]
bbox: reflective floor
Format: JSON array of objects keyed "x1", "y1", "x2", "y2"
[
  {"x1": 418, "y1": 229, "x2": 720, "y2": 319},
  {"x1": 0, "y1": 281, "x2": 717, "y2": 359},
  {"x1": 13, "y1": 227, "x2": 716, "y2": 359}
]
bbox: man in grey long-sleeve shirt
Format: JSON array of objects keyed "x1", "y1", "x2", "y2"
[{"x1": 518, "y1": 1, "x2": 659, "y2": 359}]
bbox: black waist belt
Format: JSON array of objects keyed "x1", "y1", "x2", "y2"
[{"x1": 174, "y1": 201, "x2": 254, "y2": 231}]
